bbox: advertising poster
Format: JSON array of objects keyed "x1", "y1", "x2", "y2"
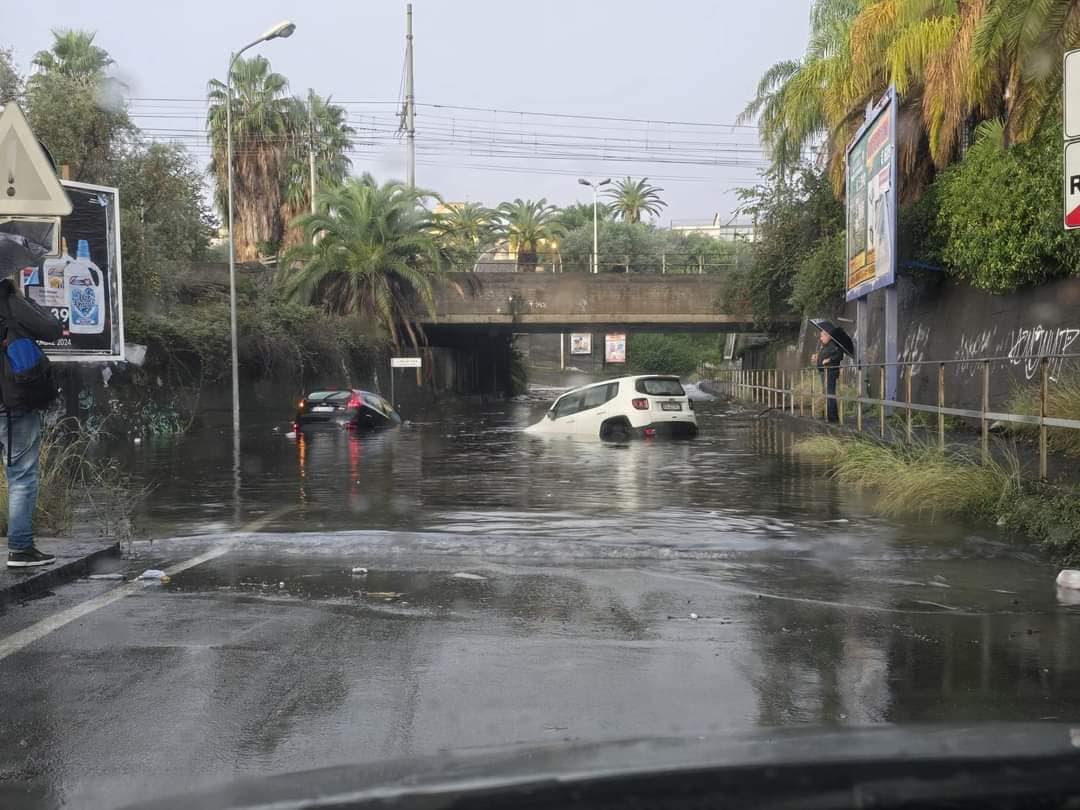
[
  {"x1": 605, "y1": 332, "x2": 626, "y2": 364},
  {"x1": 20, "y1": 181, "x2": 125, "y2": 361},
  {"x1": 846, "y1": 88, "x2": 896, "y2": 301},
  {"x1": 570, "y1": 333, "x2": 592, "y2": 355}
]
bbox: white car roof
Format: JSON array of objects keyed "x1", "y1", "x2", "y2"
[{"x1": 556, "y1": 375, "x2": 681, "y2": 397}]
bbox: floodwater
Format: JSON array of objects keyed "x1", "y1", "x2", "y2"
[{"x1": 106, "y1": 385, "x2": 1080, "y2": 730}]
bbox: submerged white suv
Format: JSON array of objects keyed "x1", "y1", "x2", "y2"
[{"x1": 526, "y1": 375, "x2": 698, "y2": 440}]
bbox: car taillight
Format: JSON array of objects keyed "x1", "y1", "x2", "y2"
[
  {"x1": 643, "y1": 428, "x2": 656, "y2": 437},
  {"x1": 298, "y1": 399, "x2": 305, "y2": 410},
  {"x1": 348, "y1": 393, "x2": 362, "y2": 408},
  {"x1": 632, "y1": 398, "x2": 649, "y2": 410}
]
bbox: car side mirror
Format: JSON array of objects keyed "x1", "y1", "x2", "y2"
[{"x1": 547, "y1": 411, "x2": 555, "y2": 420}]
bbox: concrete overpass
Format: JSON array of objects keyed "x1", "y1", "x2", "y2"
[{"x1": 423, "y1": 272, "x2": 770, "y2": 338}]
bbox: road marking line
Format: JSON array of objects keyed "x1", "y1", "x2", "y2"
[{"x1": 0, "y1": 505, "x2": 295, "y2": 661}]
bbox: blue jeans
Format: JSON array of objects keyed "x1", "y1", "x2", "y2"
[{"x1": 2, "y1": 412, "x2": 41, "y2": 551}]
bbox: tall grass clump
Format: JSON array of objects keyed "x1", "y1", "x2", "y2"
[
  {"x1": 1006, "y1": 370, "x2": 1080, "y2": 457},
  {"x1": 793, "y1": 435, "x2": 1020, "y2": 519},
  {"x1": 0, "y1": 418, "x2": 144, "y2": 542}
]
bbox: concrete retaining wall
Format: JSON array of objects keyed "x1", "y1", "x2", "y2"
[{"x1": 776, "y1": 274, "x2": 1080, "y2": 413}]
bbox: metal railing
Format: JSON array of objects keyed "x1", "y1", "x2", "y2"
[{"x1": 703, "y1": 353, "x2": 1080, "y2": 481}]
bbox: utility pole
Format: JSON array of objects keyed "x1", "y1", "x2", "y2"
[
  {"x1": 577, "y1": 177, "x2": 610, "y2": 274},
  {"x1": 308, "y1": 100, "x2": 317, "y2": 215},
  {"x1": 404, "y1": 3, "x2": 415, "y2": 188}
]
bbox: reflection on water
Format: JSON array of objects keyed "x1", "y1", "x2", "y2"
[{"x1": 115, "y1": 387, "x2": 1080, "y2": 729}]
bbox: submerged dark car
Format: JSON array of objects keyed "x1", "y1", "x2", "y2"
[{"x1": 294, "y1": 389, "x2": 402, "y2": 433}]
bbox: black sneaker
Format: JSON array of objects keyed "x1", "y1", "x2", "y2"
[{"x1": 8, "y1": 547, "x2": 56, "y2": 568}]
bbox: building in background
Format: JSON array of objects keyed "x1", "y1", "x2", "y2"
[{"x1": 669, "y1": 214, "x2": 756, "y2": 242}]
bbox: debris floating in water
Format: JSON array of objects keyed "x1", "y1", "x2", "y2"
[
  {"x1": 285, "y1": 431, "x2": 297, "y2": 440},
  {"x1": 452, "y1": 572, "x2": 487, "y2": 581},
  {"x1": 1057, "y1": 570, "x2": 1080, "y2": 590},
  {"x1": 137, "y1": 569, "x2": 170, "y2": 584},
  {"x1": 351, "y1": 567, "x2": 369, "y2": 575},
  {"x1": 690, "y1": 613, "x2": 699, "y2": 620},
  {"x1": 88, "y1": 573, "x2": 124, "y2": 580},
  {"x1": 364, "y1": 591, "x2": 403, "y2": 600}
]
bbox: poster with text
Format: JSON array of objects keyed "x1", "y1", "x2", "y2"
[
  {"x1": 846, "y1": 87, "x2": 896, "y2": 301},
  {"x1": 19, "y1": 181, "x2": 124, "y2": 361},
  {"x1": 570, "y1": 333, "x2": 592, "y2": 355},
  {"x1": 605, "y1": 332, "x2": 626, "y2": 364}
]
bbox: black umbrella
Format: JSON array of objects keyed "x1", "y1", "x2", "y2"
[
  {"x1": 810, "y1": 318, "x2": 855, "y2": 358},
  {"x1": 0, "y1": 232, "x2": 49, "y2": 278},
  {"x1": 0, "y1": 219, "x2": 57, "y2": 278}
]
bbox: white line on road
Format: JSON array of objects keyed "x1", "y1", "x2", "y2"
[{"x1": 0, "y1": 506, "x2": 295, "y2": 662}]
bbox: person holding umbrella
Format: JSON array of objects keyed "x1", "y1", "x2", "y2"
[
  {"x1": 810, "y1": 319, "x2": 854, "y2": 424},
  {"x1": 0, "y1": 233, "x2": 64, "y2": 568}
]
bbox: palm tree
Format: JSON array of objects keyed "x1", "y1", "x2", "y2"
[
  {"x1": 558, "y1": 201, "x2": 611, "y2": 231},
  {"x1": 283, "y1": 175, "x2": 444, "y2": 350},
  {"x1": 431, "y1": 202, "x2": 497, "y2": 270},
  {"x1": 495, "y1": 199, "x2": 564, "y2": 272},
  {"x1": 604, "y1": 178, "x2": 667, "y2": 223},
  {"x1": 31, "y1": 30, "x2": 113, "y2": 80},
  {"x1": 207, "y1": 56, "x2": 295, "y2": 261},
  {"x1": 281, "y1": 90, "x2": 355, "y2": 246},
  {"x1": 739, "y1": 0, "x2": 862, "y2": 182},
  {"x1": 971, "y1": 0, "x2": 1080, "y2": 146}
]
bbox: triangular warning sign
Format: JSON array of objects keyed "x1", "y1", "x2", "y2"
[
  {"x1": 1068, "y1": 203, "x2": 1080, "y2": 229},
  {"x1": 0, "y1": 103, "x2": 72, "y2": 216}
]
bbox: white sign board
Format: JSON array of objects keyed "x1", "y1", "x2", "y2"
[
  {"x1": 1066, "y1": 50, "x2": 1080, "y2": 140},
  {"x1": 390, "y1": 356, "x2": 422, "y2": 368},
  {"x1": 1065, "y1": 141, "x2": 1080, "y2": 229},
  {"x1": 21, "y1": 181, "x2": 125, "y2": 362}
]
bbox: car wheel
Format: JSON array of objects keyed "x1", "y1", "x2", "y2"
[{"x1": 600, "y1": 418, "x2": 631, "y2": 442}]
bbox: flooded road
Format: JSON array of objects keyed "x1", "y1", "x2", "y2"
[{"x1": 2, "y1": 388, "x2": 1080, "y2": 808}]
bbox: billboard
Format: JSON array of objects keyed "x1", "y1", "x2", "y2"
[
  {"x1": 20, "y1": 181, "x2": 124, "y2": 362},
  {"x1": 570, "y1": 333, "x2": 592, "y2": 355},
  {"x1": 605, "y1": 332, "x2": 626, "y2": 364},
  {"x1": 846, "y1": 87, "x2": 897, "y2": 301}
]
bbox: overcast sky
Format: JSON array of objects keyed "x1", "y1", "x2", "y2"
[{"x1": 6, "y1": 0, "x2": 810, "y2": 223}]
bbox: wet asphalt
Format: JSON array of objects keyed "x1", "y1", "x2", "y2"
[{"x1": 0, "y1": 392, "x2": 1079, "y2": 808}]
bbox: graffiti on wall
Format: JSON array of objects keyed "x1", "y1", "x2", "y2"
[
  {"x1": 900, "y1": 324, "x2": 932, "y2": 375},
  {"x1": 956, "y1": 328, "x2": 996, "y2": 376},
  {"x1": 1006, "y1": 325, "x2": 1080, "y2": 380}
]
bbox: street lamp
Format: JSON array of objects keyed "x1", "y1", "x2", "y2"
[
  {"x1": 578, "y1": 177, "x2": 610, "y2": 274},
  {"x1": 225, "y1": 20, "x2": 296, "y2": 459}
]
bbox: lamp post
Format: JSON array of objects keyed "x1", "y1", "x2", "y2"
[
  {"x1": 577, "y1": 177, "x2": 610, "y2": 274},
  {"x1": 225, "y1": 20, "x2": 295, "y2": 465}
]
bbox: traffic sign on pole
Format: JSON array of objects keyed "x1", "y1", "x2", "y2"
[
  {"x1": 1066, "y1": 141, "x2": 1080, "y2": 229},
  {"x1": 0, "y1": 103, "x2": 72, "y2": 216},
  {"x1": 390, "y1": 357, "x2": 422, "y2": 368},
  {"x1": 1066, "y1": 50, "x2": 1080, "y2": 140}
]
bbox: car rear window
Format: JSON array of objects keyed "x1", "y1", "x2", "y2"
[
  {"x1": 307, "y1": 390, "x2": 352, "y2": 402},
  {"x1": 635, "y1": 378, "x2": 684, "y2": 396}
]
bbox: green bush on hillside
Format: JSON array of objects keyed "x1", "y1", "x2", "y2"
[
  {"x1": 789, "y1": 231, "x2": 845, "y2": 316},
  {"x1": 626, "y1": 334, "x2": 723, "y2": 376},
  {"x1": 936, "y1": 118, "x2": 1080, "y2": 292}
]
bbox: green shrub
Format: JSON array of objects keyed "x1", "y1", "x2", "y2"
[
  {"x1": 1003, "y1": 486, "x2": 1080, "y2": 565},
  {"x1": 789, "y1": 231, "x2": 845, "y2": 316},
  {"x1": 935, "y1": 118, "x2": 1080, "y2": 292},
  {"x1": 626, "y1": 334, "x2": 723, "y2": 376}
]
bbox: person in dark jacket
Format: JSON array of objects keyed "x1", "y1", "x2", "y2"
[
  {"x1": 0, "y1": 279, "x2": 63, "y2": 567},
  {"x1": 811, "y1": 329, "x2": 844, "y2": 423}
]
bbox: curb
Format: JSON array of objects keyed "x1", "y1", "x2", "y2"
[{"x1": 0, "y1": 542, "x2": 122, "y2": 607}]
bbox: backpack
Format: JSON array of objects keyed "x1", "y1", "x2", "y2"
[{"x1": 0, "y1": 331, "x2": 57, "y2": 414}]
